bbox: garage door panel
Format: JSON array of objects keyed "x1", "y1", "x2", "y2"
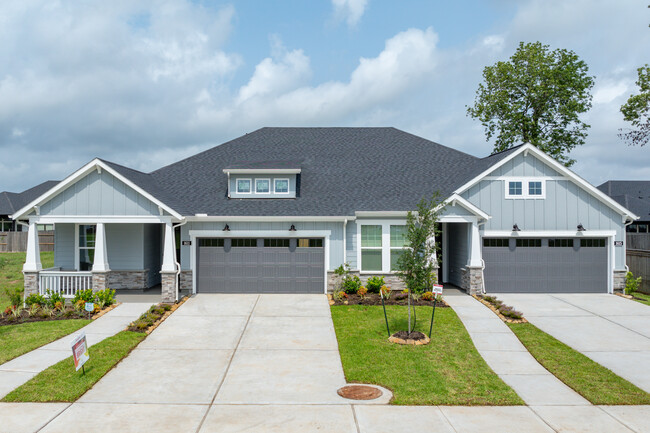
[
  {"x1": 197, "y1": 238, "x2": 324, "y2": 293},
  {"x1": 483, "y1": 238, "x2": 607, "y2": 293}
]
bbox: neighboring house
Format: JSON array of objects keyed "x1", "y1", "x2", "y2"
[
  {"x1": 598, "y1": 180, "x2": 650, "y2": 293},
  {"x1": 10, "y1": 128, "x2": 637, "y2": 302},
  {"x1": 1, "y1": 181, "x2": 59, "y2": 232}
]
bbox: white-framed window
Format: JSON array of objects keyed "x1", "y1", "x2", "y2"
[
  {"x1": 274, "y1": 178, "x2": 289, "y2": 194},
  {"x1": 0, "y1": 218, "x2": 11, "y2": 232},
  {"x1": 255, "y1": 178, "x2": 270, "y2": 194},
  {"x1": 236, "y1": 178, "x2": 252, "y2": 194},
  {"x1": 77, "y1": 224, "x2": 96, "y2": 271},
  {"x1": 505, "y1": 179, "x2": 545, "y2": 199},
  {"x1": 359, "y1": 221, "x2": 408, "y2": 273}
]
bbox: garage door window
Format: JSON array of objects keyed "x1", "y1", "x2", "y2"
[
  {"x1": 264, "y1": 239, "x2": 290, "y2": 247},
  {"x1": 483, "y1": 238, "x2": 509, "y2": 247},
  {"x1": 549, "y1": 239, "x2": 573, "y2": 248},
  {"x1": 580, "y1": 238, "x2": 606, "y2": 247},
  {"x1": 298, "y1": 238, "x2": 323, "y2": 248},
  {"x1": 516, "y1": 238, "x2": 541, "y2": 247},
  {"x1": 199, "y1": 239, "x2": 224, "y2": 247},
  {"x1": 232, "y1": 238, "x2": 257, "y2": 247},
  {"x1": 361, "y1": 225, "x2": 383, "y2": 271}
]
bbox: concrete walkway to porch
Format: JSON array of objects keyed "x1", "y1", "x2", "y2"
[
  {"x1": 445, "y1": 295, "x2": 589, "y2": 406},
  {"x1": 0, "y1": 302, "x2": 151, "y2": 399}
]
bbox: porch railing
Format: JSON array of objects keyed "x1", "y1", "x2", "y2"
[{"x1": 39, "y1": 271, "x2": 93, "y2": 298}]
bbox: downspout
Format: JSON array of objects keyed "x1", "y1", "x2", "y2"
[
  {"x1": 478, "y1": 219, "x2": 488, "y2": 294},
  {"x1": 343, "y1": 218, "x2": 348, "y2": 266},
  {"x1": 172, "y1": 218, "x2": 187, "y2": 302}
]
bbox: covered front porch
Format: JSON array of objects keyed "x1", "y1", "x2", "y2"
[{"x1": 22, "y1": 217, "x2": 180, "y2": 303}]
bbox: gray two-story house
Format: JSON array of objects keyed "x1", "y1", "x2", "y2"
[{"x1": 11, "y1": 128, "x2": 637, "y2": 302}]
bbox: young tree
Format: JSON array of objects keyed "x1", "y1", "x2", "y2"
[
  {"x1": 619, "y1": 64, "x2": 650, "y2": 147},
  {"x1": 396, "y1": 193, "x2": 444, "y2": 295},
  {"x1": 467, "y1": 41, "x2": 595, "y2": 166}
]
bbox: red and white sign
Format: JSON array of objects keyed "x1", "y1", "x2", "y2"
[
  {"x1": 70, "y1": 332, "x2": 89, "y2": 371},
  {"x1": 432, "y1": 284, "x2": 444, "y2": 295}
]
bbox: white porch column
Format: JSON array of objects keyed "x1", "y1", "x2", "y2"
[
  {"x1": 161, "y1": 221, "x2": 176, "y2": 272},
  {"x1": 23, "y1": 220, "x2": 42, "y2": 272},
  {"x1": 92, "y1": 222, "x2": 110, "y2": 272},
  {"x1": 468, "y1": 221, "x2": 482, "y2": 267}
]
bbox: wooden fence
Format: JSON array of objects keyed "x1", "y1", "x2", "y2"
[
  {"x1": 626, "y1": 233, "x2": 650, "y2": 294},
  {"x1": 0, "y1": 231, "x2": 54, "y2": 253}
]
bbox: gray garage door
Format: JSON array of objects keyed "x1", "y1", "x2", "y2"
[
  {"x1": 197, "y1": 238, "x2": 325, "y2": 293},
  {"x1": 482, "y1": 237, "x2": 608, "y2": 293}
]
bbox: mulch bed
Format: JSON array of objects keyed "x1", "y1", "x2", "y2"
[
  {"x1": 474, "y1": 295, "x2": 527, "y2": 324},
  {"x1": 127, "y1": 296, "x2": 189, "y2": 334},
  {"x1": 0, "y1": 303, "x2": 120, "y2": 326},
  {"x1": 330, "y1": 292, "x2": 449, "y2": 307},
  {"x1": 389, "y1": 330, "x2": 431, "y2": 345}
]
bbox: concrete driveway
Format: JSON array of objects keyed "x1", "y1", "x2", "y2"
[{"x1": 496, "y1": 293, "x2": 650, "y2": 393}]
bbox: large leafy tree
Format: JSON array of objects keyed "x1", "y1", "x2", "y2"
[
  {"x1": 467, "y1": 41, "x2": 595, "y2": 166},
  {"x1": 619, "y1": 64, "x2": 650, "y2": 147}
]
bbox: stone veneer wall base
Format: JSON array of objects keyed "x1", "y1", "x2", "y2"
[{"x1": 161, "y1": 271, "x2": 176, "y2": 303}]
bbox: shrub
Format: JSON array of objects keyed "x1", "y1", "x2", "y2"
[
  {"x1": 25, "y1": 293, "x2": 47, "y2": 307},
  {"x1": 10, "y1": 307, "x2": 22, "y2": 318},
  {"x1": 625, "y1": 271, "x2": 642, "y2": 295},
  {"x1": 5, "y1": 288, "x2": 23, "y2": 308},
  {"x1": 357, "y1": 286, "x2": 368, "y2": 298},
  {"x1": 341, "y1": 274, "x2": 361, "y2": 294},
  {"x1": 422, "y1": 291, "x2": 434, "y2": 301},
  {"x1": 162, "y1": 304, "x2": 172, "y2": 311},
  {"x1": 73, "y1": 288, "x2": 94, "y2": 304},
  {"x1": 366, "y1": 276, "x2": 385, "y2": 293},
  {"x1": 45, "y1": 289, "x2": 65, "y2": 309},
  {"x1": 27, "y1": 304, "x2": 40, "y2": 317},
  {"x1": 380, "y1": 285, "x2": 392, "y2": 300},
  {"x1": 95, "y1": 288, "x2": 116, "y2": 309},
  {"x1": 333, "y1": 289, "x2": 346, "y2": 302},
  {"x1": 54, "y1": 301, "x2": 64, "y2": 311},
  {"x1": 498, "y1": 305, "x2": 523, "y2": 320},
  {"x1": 74, "y1": 299, "x2": 86, "y2": 312},
  {"x1": 4, "y1": 306, "x2": 13, "y2": 316}
]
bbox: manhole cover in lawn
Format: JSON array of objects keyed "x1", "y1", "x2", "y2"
[{"x1": 337, "y1": 385, "x2": 383, "y2": 400}]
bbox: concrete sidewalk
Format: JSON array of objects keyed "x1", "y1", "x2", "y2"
[
  {"x1": 445, "y1": 295, "x2": 589, "y2": 406},
  {"x1": 496, "y1": 293, "x2": 650, "y2": 393},
  {"x1": 0, "y1": 302, "x2": 151, "y2": 399}
]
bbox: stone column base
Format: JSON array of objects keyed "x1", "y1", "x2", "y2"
[
  {"x1": 161, "y1": 271, "x2": 176, "y2": 303},
  {"x1": 462, "y1": 266, "x2": 483, "y2": 296},
  {"x1": 613, "y1": 269, "x2": 626, "y2": 292},
  {"x1": 23, "y1": 271, "x2": 39, "y2": 298},
  {"x1": 92, "y1": 271, "x2": 108, "y2": 292}
]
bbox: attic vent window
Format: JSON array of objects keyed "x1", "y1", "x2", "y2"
[
  {"x1": 274, "y1": 178, "x2": 289, "y2": 193},
  {"x1": 236, "y1": 179, "x2": 251, "y2": 194},
  {"x1": 255, "y1": 179, "x2": 270, "y2": 194}
]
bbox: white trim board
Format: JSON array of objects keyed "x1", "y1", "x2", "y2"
[
  {"x1": 222, "y1": 168, "x2": 301, "y2": 174},
  {"x1": 452, "y1": 143, "x2": 639, "y2": 221},
  {"x1": 188, "y1": 229, "x2": 331, "y2": 294},
  {"x1": 30, "y1": 215, "x2": 172, "y2": 224},
  {"x1": 11, "y1": 159, "x2": 183, "y2": 220},
  {"x1": 440, "y1": 194, "x2": 490, "y2": 221}
]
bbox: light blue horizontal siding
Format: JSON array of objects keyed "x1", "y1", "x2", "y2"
[
  {"x1": 229, "y1": 174, "x2": 297, "y2": 199},
  {"x1": 181, "y1": 220, "x2": 344, "y2": 270},
  {"x1": 40, "y1": 170, "x2": 160, "y2": 216},
  {"x1": 106, "y1": 224, "x2": 144, "y2": 270},
  {"x1": 54, "y1": 224, "x2": 75, "y2": 270}
]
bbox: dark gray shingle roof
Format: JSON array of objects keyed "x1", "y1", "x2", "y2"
[
  {"x1": 598, "y1": 181, "x2": 650, "y2": 221},
  {"x1": 0, "y1": 180, "x2": 60, "y2": 216}
]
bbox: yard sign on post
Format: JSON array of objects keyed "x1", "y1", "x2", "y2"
[
  {"x1": 429, "y1": 284, "x2": 443, "y2": 338},
  {"x1": 71, "y1": 332, "x2": 89, "y2": 374}
]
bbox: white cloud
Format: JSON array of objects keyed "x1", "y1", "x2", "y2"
[
  {"x1": 332, "y1": 0, "x2": 368, "y2": 27},
  {"x1": 593, "y1": 79, "x2": 630, "y2": 105}
]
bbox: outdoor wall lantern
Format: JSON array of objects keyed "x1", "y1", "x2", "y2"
[
  {"x1": 289, "y1": 224, "x2": 297, "y2": 231},
  {"x1": 223, "y1": 224, "x2": 230, "y2": 231},
  {"x1": 577, "y1": 223, "x2": 586, "y2": 232},
  {"x1": 512, "y1": 224, "x2": 521, "y2": 232}
]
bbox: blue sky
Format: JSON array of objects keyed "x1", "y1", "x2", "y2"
[{"x1": 0, "y1": 0, "x2": 648, "y2": 192}]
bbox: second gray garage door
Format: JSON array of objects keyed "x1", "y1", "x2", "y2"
[
  {"x1": 197, "y1": 238, "x2": 325, "y2": 293},
  {"x1": 483, "y1": 237, "x2": 608, "y2": 293}
]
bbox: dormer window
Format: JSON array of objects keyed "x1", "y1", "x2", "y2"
[
  {"x1": 274, "y1": 178, "x2": 289, "y2": 194},
  {"x1": 236, "y1": 179, "x2": 251, "y2": 194},
  {"x1": 255, "y1": 179, "x2": 270, "y2": 194}
]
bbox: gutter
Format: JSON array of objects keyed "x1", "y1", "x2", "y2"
[{"x1": 172, "y1": 218, "x2": 188, "y2": 302}]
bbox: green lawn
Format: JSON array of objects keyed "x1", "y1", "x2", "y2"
[
  {"x1": 509, "y1": 322, "x2": 650, "y2": 405},
  {"x1": 0, "y1": 252, "x2": 54, "y2": 310},
  {"x1": 331, "y1": 305, "x2": 523, "y2": 405},
  {"x1": 3, "y1": 331, "x2": 145, "y2": 402},
  {"x1": 629, "y1": 291, "x2": 650, "y2": 306},
  {"x1": 0, "y1": 319, "x2": 91, "y2": 364}
]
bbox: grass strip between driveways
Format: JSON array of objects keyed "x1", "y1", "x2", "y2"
[
  {"x1": 629, "y1": 291, "x2": 650, "y2": 306},
  {"x1": 331, "y1": 305, "x2": 523, "y2": 406},
  {"x1": 508, "y1": 322, "x2": 650, "y2": 405},
  {"x1": 2, "y1": 331, "x2": 145, "y2": 402},
  {"x1": 0, "y1": 319, "x2": 91, "y2": 365}
]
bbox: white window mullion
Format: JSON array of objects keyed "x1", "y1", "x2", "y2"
[{"x1": 381, "y1": 224, "x2": 390, "y2": 272}]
